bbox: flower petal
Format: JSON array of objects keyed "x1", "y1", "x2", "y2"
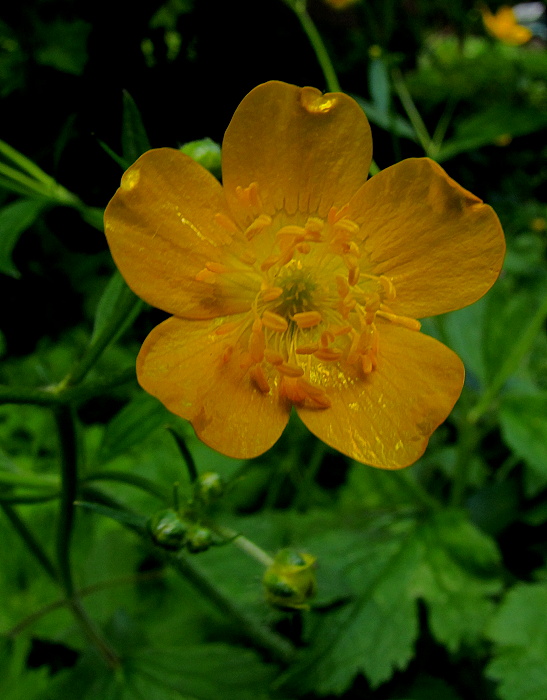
[
  {"x1": 105, "y1": 148, "x2": 253, "y2": 319},
  {"x1": 222, "y1": 81, "x2": 372, "y2": 223},
  {"x1": 348, "y1": 158, "x2": 505, "y2": 318},
  {"x1": 137, "y1": 316, "x2": 290, "y2": 458},
  {"x1": 297, "y1": 324, "x2": 464, "y2": 469}
]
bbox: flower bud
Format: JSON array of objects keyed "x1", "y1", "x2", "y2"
[
  {"x1": 179, "y1": 138, "x2": 221, "y2": 177},
  {"x1": 147, "y1": 509, "x2": 189, "y2": 550},
  {"x1": 185, "y1": 525, "x2": 214, "y2": 553},
  {"x1": 194, "y1": 471, "x2": 224, "y2": 504},
  {"x1": 263, "y1": 548, "x2": 317, "y2": 610}
]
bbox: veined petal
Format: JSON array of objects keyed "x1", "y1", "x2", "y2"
[
  {"x1": 222, "y1": 81, "x2": 372, "y2": 223},
  {"x1": 137, "y1": 316, "x2": 290, "y2": 458},
  {"x1": 104, "y1": 148, "x2": 253, "y2": 319},
  {"x1": 297, "y1": 324, "x2": 464, "y2": 469},
  {"x1": 348, "y1": 158, "x2": 505, "y2": 318}
]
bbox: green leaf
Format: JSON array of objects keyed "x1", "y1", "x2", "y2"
[
  {"x1": 0, "y1": 637, "x2": 50, "y2": 700},
  {"x1": 353, "y1": 95, "x2": 416, "y2": 140},
  {"x1": 45, "y1": 642, "x2": 278, "y2": 700},
  {"x1": 499, "y1": 391, "x2": 547, "y2": 495},
  {"x1": 437, "y1": 105, "x2": 547, "y2": 162},
  {"x1": 486, "y1": 583, "x2": 547, "y2": 700},
  {"x1": 91, "y1": 270, "x2": 142, "y2": 345},
  {"x1": 122, "y1": 91, "x2": 151, "y2": 165},
  {"x1": 0, "y1": 198, "x2": 46, "y2": 277},
  {"x1": 97, "y1": 393, "x2": 173, "y2": 464},
  {"x1": 279, "y1": 510, "x2": 502, "y2": 695},
  {"x1": 368, "y1": 57, "x2": 391, "y2": 117}
]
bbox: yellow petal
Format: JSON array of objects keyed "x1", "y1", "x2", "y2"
[
  {"x1": 104, "y1": 148, "x2": 253, "y2": 319},
  {"x1": 137, "y1": 316, "x2": 290, "y2": 458},
  {"x1": 222, "y1": 81, "x2": 372, "y2": 223},
  {"x1": 348, "y1": 158, "x2": 505, "y2": 318},
  {"x1": 297, "y1": 324, "x2": 464, "y2": 469}
]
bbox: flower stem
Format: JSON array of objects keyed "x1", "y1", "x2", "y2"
[
  {"x1": 391, "y1": 69, "x2": 432, "y2": 155},
  {"x1": 0, "y1": 503, "x2": 58, "y2": 581},
  {"x1": 286, "y1": 0, "x2": 341, "y2": 93},
  {"x1": 217, "y1": 526, "x2": 274, "y2": 566}
]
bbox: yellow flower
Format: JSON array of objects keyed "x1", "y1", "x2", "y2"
[
  {"x1": 481, "y1": 4, "x2": 533, "y2": 45},
  {"x1": 104, "y1": 81, "x2": 505, "y2": 469}
]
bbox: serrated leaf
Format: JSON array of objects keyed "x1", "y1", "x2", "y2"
[
  {"x1": 122, "y1": 91, "x2": 151, "y2": 165},
  {"x1": 279, "y1": 510, "x2": 502, "y2": 695},
  {"x1": 486, "y1": 583, "x2": 547, "y2": 700},
  {"x1": 44, "y1": 642, "x2": 278, "y2": 700},
  {"x1": 97, "y1": 393, "x2": 172, "y2": 463},
  {"x1": 0, "y1": 198, "x2": 46, "y2": 277},
  {"x1": 499, "y1": 392, "x2": 547, "y2": 495}
]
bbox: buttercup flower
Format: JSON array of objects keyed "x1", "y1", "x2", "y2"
[
  {"x1": 104, "y1": 81, "x2": 505, "y2": 469},
  {"x1": 480, "y1": 3, "x2": 539, "y2": 44}
]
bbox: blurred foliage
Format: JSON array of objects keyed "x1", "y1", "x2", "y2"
[{"x1": 1, "y1": 0, "x2": 547, "y2": 698}]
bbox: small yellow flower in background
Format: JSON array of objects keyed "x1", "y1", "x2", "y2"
[
  {"x1": 104, "y1": 81, "x2": 505, "y2": 469},
  {"x1": 323, "y1": 0, "x2": 360, "y2": 9},
  {"x1": 481, "y1": 4, "x2": 534, "y2": 44}
]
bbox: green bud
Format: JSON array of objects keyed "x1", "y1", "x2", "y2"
[
  {"x1": 195, "y1": 471, "x2": 224, "y2": 504},
  {"x1": 179, "y1": 138, "x2": 221, "y2": 177},
  {"x1": 263, "y1": 548, "x2": 317, "y2": 611},
  {"x1": 147, "y1": 509, "x2": 188, "y2": 550},
  {"x1": 185, "y1": 525, "x2": 213, "y2": 553}
]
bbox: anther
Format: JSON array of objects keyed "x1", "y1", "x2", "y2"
[
  {"x1": 195, "y1": 268, "x2": 217, "y2": 283},
  {"x1": 236, "y1": 182, "x2": 261, "y2": 209},
  {"x1": 214, "y1": 212, "x2": 240, "y2": 234},
  {"x1": 348, "y1": 266, "x2": 360, "y2": 286},
  {"x1": 296, "y1": 378, "x2": 332, "y2": 408},
  {"x1": 205, "y1": 261, "x2": 230, "y2": 274},
  {"x1": 264, "y1": 349, "x2": 284, "y2": 365},
  {"x1": 304, "y1": 217, "x2": 324, "y2": 240},
  {"x1": 327, "y1": 204, "x2": 350, "y2": 226},
  {"x1": 314, "y1": 347, "x2": 343, "y2": 362},
  {"x1": 244, "y1": 214, "x2": 272, "y2": 240},
  {"x1": 296, "y1": 344, "x2": 320, "y2": 355},
  {"x1": 376, "y1": 311, "x2": 421, "y2": 331},
  {"x1": 320, "y1": 330, "x2": 335, "y2": 347},
  {"x1": 378, "y1": 276, "x2": 396, "y2": 301},
  {"x1": 221, "y1": 346, "x2": 234, "y2": 365},
  {"x1": 262, "y1": 286, "x2": 283, "y2": 302},
  {"x1": 292, "y1": 311, "x2": 322, "y2": 329},
  {"x1": 250, "y1": 365, "x2": 271, "y2": 394},
  {"x1": 261, "y1": 311, "x2": 289, "y2": 333},
  {"x1": 277, "y1": 362, "x2": 305, "y2": 378},
  {"x1": 214, "y1": 320, "x2": 242, "y2": 336}
]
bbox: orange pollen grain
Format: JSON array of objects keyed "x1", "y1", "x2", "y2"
[
  {"x1": 314, "y1": 347, "x2": 343, "y2": 362},
  {"x1": 277, "y1": 362, "x2": 305, "y2": 378}
]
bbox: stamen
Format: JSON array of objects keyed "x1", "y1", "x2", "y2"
[
  {"x1": 304, "y1": 217, "x2": 324, "y2": 240},
  {"x1": 292, "y1": 311, "x2": 322, "y2": 329},
  {"x1": 296, "y1": 242, "x2": 311, "y2": 254},
  {"x1": 376, "y1": 310, "x2": 421, "y2": 331},
  {"x1": 296, "y1": 378, "x2": 332, "y2": 408},
  {"x1": 328, "y1": 204, "x2": 350, "y2": 225},
  {"x1": 261, "y1": 311, "x2": 289, "y2": 333},
  {"x1": 314, "y1": 347, "x2": 343, "y2": 362},
  {"x1": 195, "y1": 268, "x2": 217, "y2": 283},
  {"x1": 238, "y1": 250, "x2": 257, "y2": 266},
  {"x1": 244, "y1": 214, "x2": 272, "y2": 240},
  {"x1": 236, "y1": 182, "x2": 261, "y2": 209},
  {"x1": 262, "y1": 286, "x2": 283, "y2": 302},
  {"x1": 264, "y1": 349, "x2": 284, "y2": 365},
  {"x1": 221, "y1": 346, "x2": 234, "y2": 364},
  {"x1": 277, "y1": 362, "x2": 305, "y2": 378},
  {"x1": 206, "y1": 261, "x2": 230, "y2": 274},
  {"x1": 250, "y1": 365, "x2": 271, "y2": 394},
  {"x1": 348, "y1": 266, "x2": 360, "y2": 286},
  {"x1": 214, "y1": 212, "x2": 240, "y2": 234},
  {"x1": 296, "y1": 344, "x2": 320, "y2": 355},
  {"x1": 214, "y1": 320, "x2": 242, "y2": 336},
  {"x1": 320, "y1": 330, "x2": 335, "y2": 347},
  {"x1": 378, "y1": 276, "x2": 396, "y2": 301}
]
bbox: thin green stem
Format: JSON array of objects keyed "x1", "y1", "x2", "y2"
[
  {"x1": 0, "y1": 503, "x2": 59, "y2": 581},
  {"x1": 83, "y1": 470, "x2": 169, "y2": 501},
  {"x1": 217, "y1": 526, "x2": 274, "y2": 566},
  {"x1": 168, "y1": 428, "x2": 199, "y2": 483},
  {"x1": 0, "y1": 138, "x2": 57, "y2": 185},
  {"x1": 286, "y1": 0, "x2": 341, "y2": 92},
  {"x1": 293, "y1": 441, "x2": 328, "y2": 512},
  {"x1": 167, "y1": 551, "x2": 294, "y2": 663},
  {"x1": 68, "y1": 598, "x2": 121, "y2": 669},
  {"x1": 391, "y1": 69, "x2": 432, "y2": 155},
  {"x1": 54, "y1": 405, "x2": 79, "y2": 596}
]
